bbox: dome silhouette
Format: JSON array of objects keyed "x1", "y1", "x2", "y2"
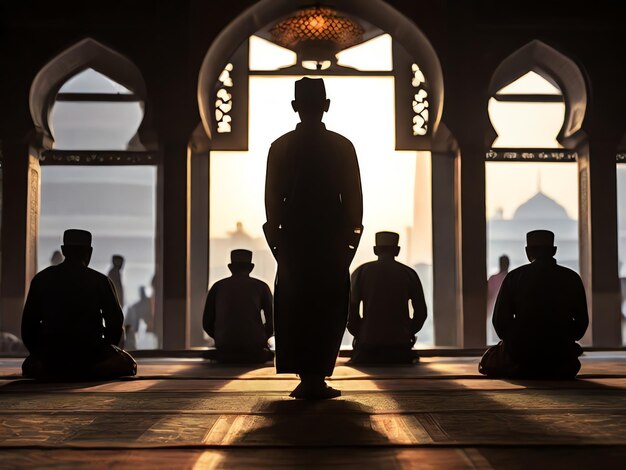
[{"x1": 512, "y1": 191, "x2": 571, "y2": 220}]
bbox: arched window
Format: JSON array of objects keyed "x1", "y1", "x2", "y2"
[
  {"x1": 30, "y1": 39, "x2": 159, "y2": 349},
  {"x1": 198, "y1": 0, "x2": 444, "y2": 348},
  {"x1": 50, "y1": 68, "x2": 144, "y2": 150},
  {"x1": 484, "y1": 41, "x2": 587, "y2": 344}
]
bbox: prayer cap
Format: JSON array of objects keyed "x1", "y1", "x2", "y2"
[
  {"x1": 230, "y1": 249, "x2": 253, "y2": 264},
  {"x1": 526, "y1": 230, "x2": 555, "y2": 248},
  {"x1": 294, "y1": 77, "x2": 326, "y2": 102},
  {"x1": 375, "y1": 231, "x2": 400, "y2": 247},
  {"x1": 63, "y1": 229, "x2": 92, "y2": 247}
]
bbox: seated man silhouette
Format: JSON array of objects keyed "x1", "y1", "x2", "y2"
[
  {"x1": 202, "y1": 249, "x2": 274, "y2": 364},
  {"x1": 348, "y1": 232, "x2": 427, "y2": 364},
  {"x1": 479, "y1": 230, "x2": 588, "y2": 379},
  {"x1": 21, "y1": 229, "x2": 137, "y2": 380}
]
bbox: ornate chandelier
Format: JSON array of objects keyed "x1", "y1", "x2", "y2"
[{"x1": 271, "y1": 7, "x2": 364, "y2": 67}]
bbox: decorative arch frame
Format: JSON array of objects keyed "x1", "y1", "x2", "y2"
[
  {"x1": 29, "y1": 38, "x2": 151, "y2": 150},
  {"x1": 197, "y1": 0, "x2": 444, "y2": 149},
  {"x1": 488, "y1": 39, "x2": 587, "y2": 146}
]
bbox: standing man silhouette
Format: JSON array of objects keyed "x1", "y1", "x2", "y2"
[
  {"x1": 107, "y1": 255, "x2": 125, "y2": 309},
  {"x1": 265, "y1": 77, "x2": 363, "y2": 399}
]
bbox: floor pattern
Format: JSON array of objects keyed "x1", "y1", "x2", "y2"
[{"x1": 1, "y1": 354, "x2": 625, "y2": 468}]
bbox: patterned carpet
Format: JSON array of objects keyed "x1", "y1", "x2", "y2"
[{"x1": 0, "y1": 354, "x2": 625, "y2": 468}]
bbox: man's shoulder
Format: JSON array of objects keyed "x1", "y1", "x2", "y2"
[
  {"x1": 324, "y1": 129, "x2": 355, "y2": 148},
  {"x1": 250, "y1": 277, "x2": 272, "y2": 291},
  {"x1": 270, "y1": 130, "x2": 298, "y2": 149},
  {"x1": 352, "y1": 261, "x2": 377, "y2": 274},
  {"x1": 554, "y1": 263, "x2": 583, "y2": 281},
  {"x1": 85, "y1": 267, "x2": 111, "y2": 284}
]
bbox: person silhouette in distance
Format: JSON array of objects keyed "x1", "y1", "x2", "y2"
[
  {"x1": 264, "y1": 77, "x2": 363, "y2": 399},
  {"x1": 107, "y1": 254, "x2": 125, "y2": 309}
]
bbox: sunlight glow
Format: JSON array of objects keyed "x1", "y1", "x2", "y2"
[
  {"x1": 210, "y1": 76, "x2": 431, "y2": 268},
  {"x1": 336, "y1": 34, "x2": 393, "y2": 71},
  {"x1": 249, "y1": 35, "x2": 297, "y2": 71},
  {"x1": 497, "y1": 71, "x2": 560, "y2": 95},
  {"x1": 489, "y1": 72, "x2": 565, "y2": 148}
]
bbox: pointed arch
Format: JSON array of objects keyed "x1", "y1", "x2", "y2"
[
  {"x1": 489, "y1": 40, "x2": 587, "y2": 143},
  {"x1": 29, "y1": 38, "x2": 148, "y2": 147},
  {"x1": 197, "y1": 0, "x2": 444, "y2": 147}
]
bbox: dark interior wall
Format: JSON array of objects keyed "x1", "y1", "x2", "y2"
[
  {"x1": 1, "y1": 0, "x2": 625, "y2": 143},
  {"x1": 1, "y1": 0, "x2": 625, "y2": 344}
]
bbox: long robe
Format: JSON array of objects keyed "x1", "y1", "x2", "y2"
[{"x1": 265, "y1": 121, "x2": 362, "y2": 376}]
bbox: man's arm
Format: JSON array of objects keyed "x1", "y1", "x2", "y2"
[
  {"x1": 21, "y1": 276, "x2": 42, "y2": 353},
  {"x1": 264, "y1": 143, "x2": 287, "y2": 252},
  {"x1": 102, "y1": 277, "x2": 124, "y2": 346},
  {"x1": 202, "y1": 286, "x2": 217, "y2": 339},
  {"x1": 409, "y1": 272, "x2": 428, "y2": 334},
  {"x1": 261, "y1": 284, "x2": 274, "y2": 339},
  {"x1": 347, "y1": 268, "x2": 363, "y2": 337},
  {"x1": 341, "y1": 141, "x2": 364, "y2": 251},
  {"x1": 492, "y1": 275, "x2": 514, "y2": 340},
  {"x1": 571, "y1": 276, "x2": 589, "y2": 341}
]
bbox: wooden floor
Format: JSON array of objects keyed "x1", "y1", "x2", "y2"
[{"x1": 1, "y1": 353, "x2": 626, "y2": 469}]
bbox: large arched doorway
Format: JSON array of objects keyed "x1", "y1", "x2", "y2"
[
  {"x1": 194, "y1": 0, "x2": 450, "y2": 349},
  {"x1": 29, "y1": 38, "x2": 161, "y2": 349},
  {"x1": 485, "y1": 40, "x2": 591, "y2": 344}
]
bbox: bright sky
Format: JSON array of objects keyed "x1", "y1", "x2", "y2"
[
  {"x1": 486, "y1": 71, "x2": 577, "y2": 220},
  {"x1": 210, "y1": 75, "x2": 432, "y2": 266}
]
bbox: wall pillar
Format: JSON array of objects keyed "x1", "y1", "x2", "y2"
[
  {"x1": 455, "y1": 140, "x2": 488, "y2": 348},
  {"x1": 188, "y1": 128, "x2": 210, "y2": 347},
  {"x1": 431, "y1": 125, "x2": 461, "y2": 346},
  {"x1": 578, "y1": 140, "x2": 622, "y2": 346},
  {"x1": 0, "y1": 141, "x2": 39, "y2": 336},
  {"x1": 160, "y1": 139, "x2": 190, "y2": 350}
]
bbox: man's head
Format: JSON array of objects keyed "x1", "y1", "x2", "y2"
[
  {"x1": 228, "y1": 249, "x2": 254, "y2": 275},
  {"x1": 525, "y1": 230, "x2": 557, "y2": 262},
  {"x1": 61, "y1": 229, "x2": 93, "y2": 266},
  {"x1": 373, "y1": 231, "x2": 400, "y2": 258},
  {"x1": 112, "y1": 255, "x2": 124, "y2": 269},
  {"x1": 499, "y1": 255, "x2": 510, "y2": 272},
  {"x1": 291, "y1": 77, "x2": 330, "y2": 124}
]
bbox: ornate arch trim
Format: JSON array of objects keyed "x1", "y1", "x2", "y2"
[
  {"x1": 197, "y1": 0, "x2": 444, "y2": 147},
  {"x1": 489, "y1": 40, "x2": 587, "y2": 143}
]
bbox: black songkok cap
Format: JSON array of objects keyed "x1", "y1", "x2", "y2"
[
  {"x1": 294, "y1": 77, "x2": 326, "y2": 102},
  {"x1": 230, "y1": 249, "x2": 253, "y2": 264},
  {"x1": 375, "y1": 231, "x2": 400, "y2": 247},
  {"x1": 63, "y1": 229, "x2": 92, "y2": 247},
  {"x1": 526, "y1": 230, "x2": 555, "y2": 248}
]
